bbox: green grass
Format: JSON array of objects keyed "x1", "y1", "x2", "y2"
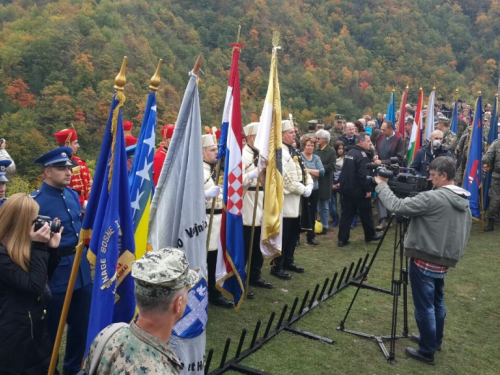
[{"x1": 205, "y1": 222, "x2": 500, "y2": 375}]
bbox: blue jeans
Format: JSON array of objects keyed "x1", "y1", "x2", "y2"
[
  {"x1": 330, "y1": 191, "x2": 339, "y2": 225},
  {"x1": 409, "y1": 261, "x2": 446, "y2": 358},
  {"x1": 317, "y1": 198, "x2": 330, "y2": 229}
]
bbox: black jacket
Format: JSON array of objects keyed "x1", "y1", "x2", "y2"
[
  {"x1": 0, "y1": 242, "x2": 58, "y2": 375},
  {"x1": 339, "y1": 135, "x2": 357, "y2": 152},
  {"x1": 314, "y1": 145, "x2": 336, "y2": 199},
  {"x1": 338, "y1": 145, "x2": 372, "y2": 197},
  {"x1": 410, "y1": 145, "x2": 453, "y2": 178}
]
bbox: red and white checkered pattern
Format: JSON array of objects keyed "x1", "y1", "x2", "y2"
[{"x1": 227, "y1": 166, "x2": 243, "y2": 215}]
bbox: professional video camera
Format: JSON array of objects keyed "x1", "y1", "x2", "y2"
[
  {"x1": 366, "y1": 157, "x2": 431, "y2": 197},
  {"x1": 33, "y1": 215, "x2": 61, "y2": 233}
]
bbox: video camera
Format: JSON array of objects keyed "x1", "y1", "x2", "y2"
[
  {"x1": 366, "y1": 157, "x2": 431, "y2": 197},
  {"x1": 33, "y1": 215, "x2": 61, "y2": 233}
]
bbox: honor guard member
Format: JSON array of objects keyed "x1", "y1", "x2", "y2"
[
  {"x1": 483, "y1": 139, "x2": 500, "y2": 231},
  {"x1": 84, "y1": 247, "x2": 197, "y2": 375},
  {"x1": 202, "y1": 133, "x2": 234, "y2": 308},
  {"x1": 435, "y1": 117, "x2": 457, "y2": 153},
  {"x1": 153, "y1": 124, "x2": 174, "y2": 187},
  {"x1": 54, "y1": 128, "x2": 93, "y2": 210},
  {"x1": 124, "y1": 120, "x2": 138, "y2": 148},
  {"x1": 242, "y1": 123, "x2": 273, "y2": 290},
  {"x1": 271, "y1": 120, "x2": 313, "y2": 280},
  {"x1": 0, "y1": 138, "x2": 16, "y2": 175},
  {"x1": 0, "y1": 159, "x2": 12, "y2": 208},
  {"x1": 31, "y1": 147, "x2": 92, "y2": 375}
]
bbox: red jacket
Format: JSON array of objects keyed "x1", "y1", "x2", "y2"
[
  {"x1": 153, "y1": 144, "x2": 168, "y2": 186},
  {"x1": 70, "y1": 155, "x2": 93, "y2": 206}
]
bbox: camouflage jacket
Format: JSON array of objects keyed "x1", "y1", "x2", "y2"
[
  {"x1": 483, "y1": 139, "x2": 500, "y2": 178},
  {"x1": 329, "y1": 128, "x2": 344, "y2": 146},
  {"x1": 442, "y1": 129, "x2": 458, "y2": 153},
  {"x1": 84, "y1": 322, "x2": 181, "y2": 374}
]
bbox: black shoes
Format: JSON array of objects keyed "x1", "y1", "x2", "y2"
[
  {"x1": 337, "y1": 240, "x2": 350, "y2": 247},
  {"x1": 307, "y1": 238, "x2": 319, "y2": 245},
  {"x1": 246, "y1": 291, "x2": 255, "y2": 299},
  {"x1": 411, "y1": 334, "x2": 441, "y2": 351},
  {"x1": 209, "y1": 295, "x2": 234, "y2": 309},
  {"x1": 270, "y1": 268, "x2": 291, "y2": 280},
  {"x1": 484, "y1": 218, "x2": 494, "y2": 232},
  {"x1": 365, "y1": 234, "x2": 383, "y2": 243},
  {"x1": 319, "y1": 228, "x2": 327, "y2": 235},
  {"x1": 285, "y1": 263, "x2": 304, "y2": 273},
  {"x1": 405, "y1": 347, "x2": 435, "y2": 365},
  {"x1": 249, "y1": 278, "x2": 274, "y2": 289}
]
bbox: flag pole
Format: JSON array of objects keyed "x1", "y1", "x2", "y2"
[
  {"x1": 48, "y1": 57, "x2": 128, "y2": 375},
  {"x1": 244, "y1": 178, "x2": 260, "y2": 299}
]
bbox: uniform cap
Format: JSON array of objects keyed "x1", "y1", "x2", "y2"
[
  {"x1": 308, "y1": 119, "x2": 318, "y2": 125},
  {"x1": 162, "y1": 125, "x2": 175, "y2": 139},
  {"x1": 202, "y1": 134, "x2": 217, "y2": 148},
  {"x1": 132, "y1": 247, "x2": 199, "y2": 297},
  {"x1": 244, "y1": 122, "x2": 259, "y2": 136},
  {"x1": 54, "y1": 129, "x2": 77, "y2": 145},
  {"x1": 34, "y1": 147, "x2": 73, "y2": 167},
  {"x1": 123, "y1": 121, "x2": 133, "y2": 135},
  {"x1": 435, "y1": 116, "x2": 449, "y2": 125},
  {"x1": 0, "y1": 160, "x2": 12, "y2": 182},
  {"x1": 282, "y1": 120, "x2": 294, "y2": 132},
  {"x1": 125, "y1": 134, "x2": 138, "y2": 147},
  {"x1": 405, "y1": 116, "x2": 414, "y2": 123},
  {"x1": 335, "y1": 114, "x2": 344, "y2": 122}
]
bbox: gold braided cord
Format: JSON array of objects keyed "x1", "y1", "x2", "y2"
[{"x1": 108, "y1": 90, "x2": 126, "y2": 192}]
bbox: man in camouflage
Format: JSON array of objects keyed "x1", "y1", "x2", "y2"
[
  {"x1": 435, "y1": 117, "x2": 457, "y2": 153},
  {"x1": 84, "y1": 247, "x2": 199, "y2": 375},
  {"x1": 455, "y1": 125, "x2": 488, "y2": 186},
  {"x1": 329, "y1": 115, "x2": 345, "y2": 146},
  {"x1": 483, "y1": 139, "x2": 500, "y2": 231}
]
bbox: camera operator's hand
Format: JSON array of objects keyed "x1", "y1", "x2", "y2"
[
  {"x1": 365, "y1": 192, "x2": 372, "y2": 198},
  {"x1": 30, "y1": 222, "x2": 51, "y2": 243},
  {"x1": 374, "y1": 175, "x2": 389, "y2": 184}
]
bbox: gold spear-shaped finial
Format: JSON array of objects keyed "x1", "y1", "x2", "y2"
[
  {"x1": 478, "y1": 90, "x2": 482, "y2": 96},
  {"x1": 272, "y1": 30, "x2": 280, "y2": 47},
  {"x1": 406, "y1": 83, "x2": 409, "y2": 90},
  {"x1": 419, "y1": 85, "x2": 423, "y2": 91},
  {"x1": 432, "y1": 84, "x2": 436, "y2": 91},
  {"x1": 455, "y1": 88, "x2": 459, "y2": 101},
  {"x1": 149, "y1": 59, "x2": 163, "y2": 92},
  {"x1": 392, "y1": 87, "x2": 395, "y2": 93},
  {"x1": 193, "y1": 53, "x2": 203, "y2": 75},
  {"x1": 114, "y1": 56, "x2": 128, "y2": 91}
]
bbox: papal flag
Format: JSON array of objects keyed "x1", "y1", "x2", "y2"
[
  {"x1": 148, "y1": 64, "x2": 207, "y2": 374},
  {"x1": 215, "y1": 43, "x2": 246, "y2": 310},
  {"x1": 129, "y1": 92, "x2": 156, "y2": 259},
  {"x1": 463, "y1": 94, "x2": 483, "y2": 219},
  {"x1": 407, "y1": 87, "x2": 424, "y2": 165},
  {"x1": 425, "y1": 90, "x2": 436, "y2": 141},
  {"x1": 84, "y1": 88, "x2": 136, "y2": 353},
  {"x1": 254, "y1": 35, "x2": 283, "y2": 260}
]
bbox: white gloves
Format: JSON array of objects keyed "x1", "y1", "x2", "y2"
[
  {"x1": 303, "y1": 186, "x2": 312, "y2": 198},
  {"x1": 205, "y1": 185, "x2": 221, "y2": 199},
  {"x1": 248, "y1": 168, "x2": 259, "y2": 180}
]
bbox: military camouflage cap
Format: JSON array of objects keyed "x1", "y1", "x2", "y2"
[{"x1": 132, "y1": 247, "x2": 199, "y2": 297}]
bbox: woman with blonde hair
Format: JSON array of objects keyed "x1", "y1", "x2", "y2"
[{"x1": 0, "y1": 193, "x2": 63, "y2": 375}]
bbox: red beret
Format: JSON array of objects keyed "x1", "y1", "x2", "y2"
[
  {"x1": 162, "y1": 125, "x2": 175, "y2": 139},
  {"x1": 123, "y1": 121, "x2": 133, "y2": 135}
]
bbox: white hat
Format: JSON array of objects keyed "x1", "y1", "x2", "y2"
[
  {"x1": 282, "y1": 120, "x2": 294, "y2": 132},
  {"x1": 244, "y1": 122, "x2": 259, "y2": 136},
  {"x1": 202, "y1": 134, "x2": 217, "y2": 148}
]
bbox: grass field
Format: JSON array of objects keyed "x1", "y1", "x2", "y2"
[{"x1": 205, "y1": 221, "x2": 500, "y2": 375}]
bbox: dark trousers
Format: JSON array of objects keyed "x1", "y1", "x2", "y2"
[
  {"x1": 243, "y1": 225, "x2": 264, "y2": 282},
  {"x1": 274, "y1": 217, "x2": 301, "y2": 270},
  {"x1": 338, "y1": 194, "x2": 376, "y2": 243},
  {"x1": 207, "y1": 250, "x2": 222, "y2": 300},
  {"x1": 46, "y1": 282, "x2": 92, "y2": 373},
  {"x1": 307, "y1": 189, "x2": 319, "y2": 240}
]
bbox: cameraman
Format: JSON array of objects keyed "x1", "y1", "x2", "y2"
[
  {"x1": 0, "y1": 138, "x2": 16, "y2": 176},
  {"x1": 410, "y1": 130, "x2": 453, "y2": 179},
  {"x1": 374, "y1": 156, "x2": 472, "y2": 365}
]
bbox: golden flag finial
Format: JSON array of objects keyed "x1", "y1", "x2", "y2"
[
  {"x1": 114, "y1": 57, "x2": 128, "y2": 91},
  {"x1": 455, "y1": 88, "x2": 459, "y2": 101},
  {"x1": 406, "y1": 84, "x2": 409, "y2": 90},
  {"x1": 392, "y1": 87, "x2": 395, "y2": 93},
  {"x1": 432, "y1": 84, "x2": 436, "y2": 91},
  {"x1": 478, "y1": 90, "x2": 482, "y2": 96},
  {"x1": 149, "y1": 59, "x2": 163, "y2": 92},
  {"x1": 193, "y1": 53, "x2": 203, "y2": 75},
  {"x1": 419, "y1": 86, "x2": 423, "y2": 91},
  {"x1": 272, "y1": 31, "x2": 280, "y2": 47},
  {"x1": 236, "y1": 25, "x2": 241, "y2": 44}
]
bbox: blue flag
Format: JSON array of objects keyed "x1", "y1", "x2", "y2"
[
  {"x1": 84, "y1": 91, "x2": 136, "y2": 353},
  {"x1": 129, "y1": 92, "x2": 156, "y2": 259},
  {"x1": 451, "y1": 100, "x2": 459, "y2": 134},
  {"x1": 386, "y1": 91, "x2": 396, "y2": 128},
  {"x1": 463, "y1": 95, "x2": 483, "y2": 219},
  {"x1": 483, "y1": 96, "x2": 498, "y2": 211}
]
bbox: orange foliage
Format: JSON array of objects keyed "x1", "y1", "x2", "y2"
[{"x1": 5, "y1": 78, "x2": 36, "y2": 108}]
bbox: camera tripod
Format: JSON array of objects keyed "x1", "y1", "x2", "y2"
[{"x1": 337, "y1": 214, "x2": 410, "y2": 363}]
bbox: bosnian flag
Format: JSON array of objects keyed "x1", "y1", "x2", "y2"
[{"x1": 216, "y1": 43, "x2": 246, "y2": 310}]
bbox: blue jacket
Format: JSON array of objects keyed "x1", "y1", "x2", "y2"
[
  {"x1": 410, "y1": 145, "x2": 453, "y2": 178},
  {"x1": 31, "y1": 182, "x2": 92, "y2": 293}
]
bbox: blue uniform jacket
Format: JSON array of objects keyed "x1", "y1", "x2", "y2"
[
  {"x1": 31, "y1": 182, "x2": 92, "y2": 294},
  {"x1": 0, "y1": 198, "x2": 6, "y2": 209}
]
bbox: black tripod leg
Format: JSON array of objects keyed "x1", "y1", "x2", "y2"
[{"x1": 402, "y1": 220, "x2": 410, "y2": 336}]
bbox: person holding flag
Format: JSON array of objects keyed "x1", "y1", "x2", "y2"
[
  {"x1": 435, "y1": 117, "x2": 457, "y2": 153},
  {"x1": 31, "y1": 147, "x2": 92, "y2": 375},
  {"x1": 482, "y1": 138, "x2": 500, "y2": 231},
  {"x1": 153, "y1": 124, "x2": 175, "y2": 186}
]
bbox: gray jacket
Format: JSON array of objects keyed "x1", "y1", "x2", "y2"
[{"x1": 375, "y1": 183, "x2": 472, "y2": 267}]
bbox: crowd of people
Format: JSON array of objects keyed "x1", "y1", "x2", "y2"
[{"x1": 0, "y1": 94, "x2": 498, "y2": 373}]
